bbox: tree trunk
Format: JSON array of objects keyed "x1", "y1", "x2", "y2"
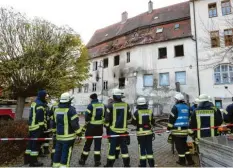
[{"x1": 15, "y1": 96, "x2": 26, "y2": 120}]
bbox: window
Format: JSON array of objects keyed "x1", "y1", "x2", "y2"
[
  {"x1": 103, "y1": 58, "x2": 108, "y2": 68},
  {"x1": 222, "y1": 0, "x2": 231, "y2": 16},
  {"x1": 174, "y1": 45, "x2": 184, "y2": 57},
  {"x1": 156, "y1": 27, "x2": 163, "y2": 33},
  {"x1": 174, "y1": 24, "x2": 180, "y2": 30},
  {"x1": 119, "y1": 78, "x2": 125, "y2": 89},
  {"x1": 175, "y1": 71, "x2": 186, "y2": 85},
  {"x1": 103, "y1": 81, "x2": 108, "y2": 90},
  {"x1": 114, "y1": 55, "x2": 120, "y2": 66},
  {"x1": 93, "y1": 61, "x2": 98, "y2": 71},
  {"x1": 224, "y1": 29, "x2": 233, "y2": 46},
  {"x1": 210, "y1": 31, "x2": 220, "y2": 48},
  {"x1": 214, "y1": 64, "x2": 233, "y2": 84},
  {"x1": 159, "y1": 73, "x2": 169, "y2": 86},
  {"x1": 158, "y1": 47, "x2": 167, "y2": 59},
  {"x1": 208, "y1": 3, "x2": 217, "y2": 18},
  {"x1": 84, "y1": 84, "x2": 89, "y2": 93},
  {"x1": 215, "y1": 100, "x2": 222, "y2": 109},
  {"x1": 92, "y1": 83, "x2": 97, "y2": 92},
  {"x1": 126, "y1": 52, "x2": 130, "y2": 63},
  {"x1": 77, "y1": 87, "x2": 82, "y2": 93},
  {"x1": 143, "y1": 75, "x2": 153, "y2": 87}
]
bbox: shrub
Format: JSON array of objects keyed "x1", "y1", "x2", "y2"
[{"x1": 0, "y1": 120, "x2": 28, "y2": 165}]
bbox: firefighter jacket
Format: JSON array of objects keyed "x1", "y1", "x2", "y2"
[
  {"x1": 223, "y1": 103, "x2": 233, "y2": 132},
  {"x1": 167, "y1": 102, "x2": 191, "y2": 136},
  {"x1": 85, "y1": 99, "x2": 105, "y2": 125},
  {"x1": 105, "y1": 99, "x2": 131, "y2": 133},
  {"x1": 53, "y1": 103, "x2": 82, "y2": 141},
  {"x1": 28, "y1": 98, "x2": 47, "y2": 132},
  {"x1": 50, "y1": 102, "x2": 59, "y2": 133},
  {"x1": 189, "y1": 101, "x2": 223, "y2": 139},
  {"x1": 132, "y1": 105, "x2": 155, "y2": 135}
]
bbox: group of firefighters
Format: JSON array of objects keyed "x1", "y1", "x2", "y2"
[{"x1": 23, "y1": 89, "x2": 233, "y2": 167}]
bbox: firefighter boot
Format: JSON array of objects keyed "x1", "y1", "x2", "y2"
[
  {"x1": 185, "y1": 154, "x2": 195, "y2": 166},
  {"x1": 50, "y1": 153, "x2": 54, "y2": 166},
  {"x1": 24, "y1": 153, "x2": 30, "y2": 165},
  {"x1": 123, "y1": 157, "x2": 130, "y2": 167},
  {"x1": 29, "y1": 156, "x2": 43, "y2": 167},
  {"x1": 94, "y1": 154, "x2": 101, "y2": 167},
  {"x1": 148, "y1": 159, "x2": 155, "y2": 167},
  {"x1": 176, "y1": 157, "x2": 186, "y2": 166},
  {"x1": 104, "y1": 159, "x2": 115, "y2": 167},
  {"x1": 138, "y1": 159, "x2": 146, "y2": 167},
  {"x1": 79, "y1": 153, "x2": 88, "y2": 165}
]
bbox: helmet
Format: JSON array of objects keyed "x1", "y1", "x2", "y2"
[
  {"x1": 208, "y1": 96, "x2": 213, "y2": 102},
  {"x1": 60, "y1": 92, "x2": 73, "y2": 103},
  {"x1": 174, "y1": 93, "x2": 184, "y2": 101},
  {"x1": 112, "y1": 88, "x2": 122, "y2": 96},
  {"x1": 194, "y1": 98, "x2": 199, "y2": 104},
  {"x1": 137, "y1": 97, "x2": 147, "y2": 105},
  {"x1": 198, "y1": 94, "x2": 209, "y2": 102}
]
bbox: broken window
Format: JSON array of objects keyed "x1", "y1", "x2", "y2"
[
  {"x1": 159, "y1": 73, "x2": 169, "y2": 86},
  {"x1": 126, "y1": 52, "x2": 130, "y2": 63},
  {"x1": 103, "y1": 58, "x2": 108, "y2": 68},
  {"x1": 208, "y1": 3, "x2": 217, "y2": 18},
  {"x1": 210, "y1": 31, "x2": 220, "y2": 48},
  {"x1": 93, "y1": 61, "x2": 98, "y2": 71},
  {"x1": 119, "y1": 78, "x2": 125, "y2": 89},
  {"x1": 174, "y1": 45, "x2": 184, "y2": 57},
  {"x1": 92, "y1": 83, "x2": 97, "y2": 92},
  {"x1": 143, "y1": 75, "x2": 153, "y2": 87},
  {"x1": 222, "y1": 0, "x2": 231, "y2": 16},
  {"x1": 114, "y1": 55, "x2": 120, "y2": 66},
  {"x1": 175, "y1": 71, "x2": 186, "y2": 85},
  {"x1": 156, "y1": 27, "x2": 163, "y2": 33},
  {"x1": 174, "y1": 24, "x2": 180, "y2": 30},
  {"x1": 214, "y1": 64, "x2": 233, "y2": 84},
  {"x1": 158, "y1": 47, "x2": 167, "y2": 59},
  {"x1": 84, "y1": 84, "x2": 89, "y2": 93},
  {"x1": 103, "y1": 81, "x2": 108, "y2": 90},
  {"x1": 224, "y1": 29, "x2": 233, "y2": 46}
]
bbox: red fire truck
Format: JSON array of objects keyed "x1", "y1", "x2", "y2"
[{"x1": 0, "y1": 99, "x2": 16, "y2": 120}]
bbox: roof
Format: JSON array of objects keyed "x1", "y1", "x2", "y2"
[{"x1": 87, "y1": 1, "x2": 190, "y2": 48}]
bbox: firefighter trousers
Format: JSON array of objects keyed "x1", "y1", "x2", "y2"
[
  {"x1": 53, "y1": 139, "x2": 75, "y2": 167},
  {"x1": 81, "y1": 124, "x2": 103, "y2": 162},
  {"x1": 137, "y1": 134, "x2": 154, "y2": 167},
  {"x1": 106, "y1": 127, "x2": 120, "y2": 158},
  {"x1": 173, "y1": 135, "x2": 190, "y2": 157}
]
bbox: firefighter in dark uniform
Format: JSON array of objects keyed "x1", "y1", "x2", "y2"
[
  {"x1": 24, "y1": 90, "x2": 48, "y2": 167},
  {"x1": 132, "y1": 97, "x2": 155, "y2": 167},
  {"x1": 79, "y1": 93, "x2": 105, "y2": 167},
  {"x1": 52, "y1": 92, "x2": 82, "y2": 167},
  {"x1": 190, "y1": 94, "x2": 223, "y2": 142},
  {"x1": 105, "y1": 89, "x2": 132, "y2": 167},
  {"x1": 223, "y1": 102, "x2": 233, "y2": 133},
  {"x1": 167, "y1": 93, "x2": 194, "y2": 166}
]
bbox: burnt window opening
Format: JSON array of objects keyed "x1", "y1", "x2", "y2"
[
  {"x1": 119, "y1": 78, "x2": 125, "y2": 89},
  {"x1": 210, "y1": 31, "x2": 220, "y2": 48},
  {"x1": 103, "y1": 58, "x2": 108, "y2": 68},
  {"x1": 126, "y1": 52, "x2": 130, "y2": 63},
  {"x1": 158, "y1": 47, "x2": 167, "y2": 59},
  {"x1": 93, "y1": 61, "x2": 98, "y2": 71},
  {"x1": 103, "y1": 81, "x2": 108, "y2": 90},
  {"x1": 77, "y1": 87, "x2": 82, "y2": 93},
  {"x1": 84, "y1": 84, "x2": 89, "y2": 93},
  {"x1": 114, "y1": 55, "x2": 120, "y2": 66},
  {"x1": 92, "y1": 83, "x2": 97, "y2": 92},
  {"x1": 175, "y1": 45, "x2": 184, "y2": 57}
]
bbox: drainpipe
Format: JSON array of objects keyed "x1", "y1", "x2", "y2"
[{"x1": 192, "y1": 0, "x2": 201, "y2": 95}]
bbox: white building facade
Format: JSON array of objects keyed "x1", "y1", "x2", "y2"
[{"x1": 190, "y1": 0, "x2": 233, "y2": 109}]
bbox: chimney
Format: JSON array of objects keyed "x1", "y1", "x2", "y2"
[
  {"x1": 148, "y1": 0, "x2": 153, "y2": 14},
  {"x1": 121, "y1": 11, "x2": 128, "y2": 24}
]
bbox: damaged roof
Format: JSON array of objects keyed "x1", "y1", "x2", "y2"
[{"x1": 87, "y1": 1, "x2": 190, "y2": 48}]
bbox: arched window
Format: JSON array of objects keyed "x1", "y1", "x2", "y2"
[{"x1": 214, "y1": 64, "x2": 233, "y2": 84}]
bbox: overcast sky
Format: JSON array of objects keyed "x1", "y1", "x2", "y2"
[{"x1": 0, "y1": 0, "x2": 187, "y2": 44}]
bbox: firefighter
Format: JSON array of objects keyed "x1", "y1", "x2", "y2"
[
  {"x1": 190, "y1": 98, "x2": 199, "y2": 115},
  {"x1": 190, "y1": 94, "x2": 223, "y2": 141},
  {"x1": 222, "y1": 102, "x2": 233, "y2": 133},
  {"x1": 104, "y1": 88, "x2": 132, "y2": 167},
  {"x1": 132, "y1": 97, "x2": 155, "y2": 167},
  {"x1": 24, "y1": 90, "x2": 48, "y2": 167},
  {"x1": 167, "y1": 92, "x2": 194, "y2": 166},
  {"x1": 79, "y1": 93, "x2": 105, "y2": 167},
  {"x1": 52, "y1": 92, "x2": 82, "y2": 167}
]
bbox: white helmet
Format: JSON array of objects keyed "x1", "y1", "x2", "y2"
[
  {"x1": 137, "y1": 97, "x2": 147, "y2": 105},
  {"x1": 194, "y1": 98, "x2": 199, "y2": 104},
  {"x1": 174, "y1": 93, "x2": 184, "y2": 101},
  {"x1": 198, "y1": 94, "x2": 209, "y2": 102},
  {"x1": 208, "y1": 96, "x2": 213, "y2": 102},
  {"x1": 60, "y1": 92, "x2": 73, "y2": 103},
  {"x1": 112, "y1": 88, "x2": 122, "y2": 96}
]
